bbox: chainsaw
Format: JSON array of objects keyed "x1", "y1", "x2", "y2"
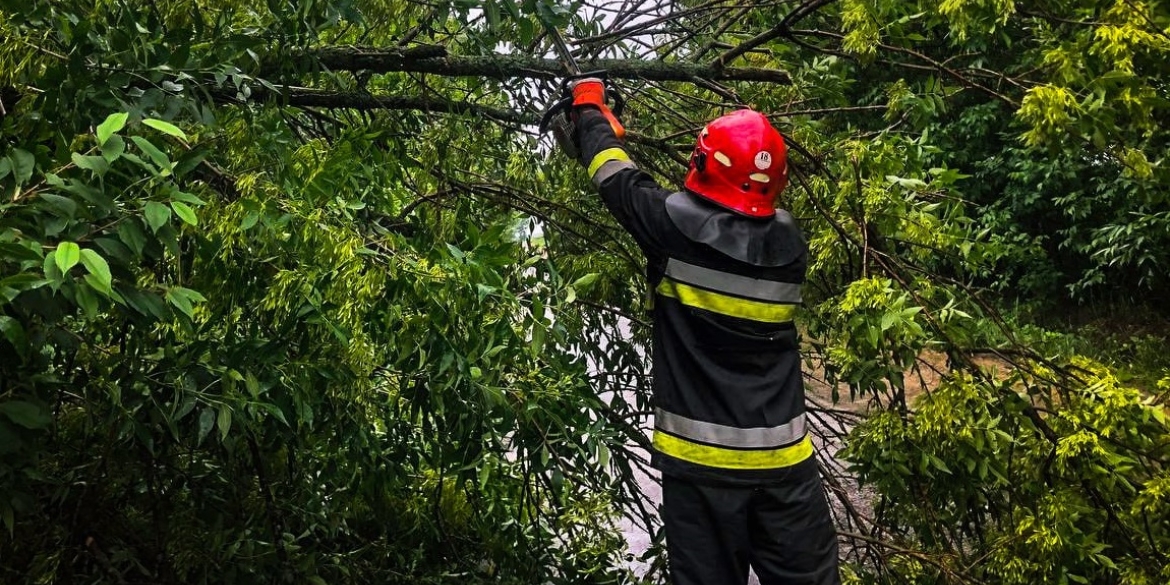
[{"x1": 536, "y1": 22, "x2": 625, "y2": 159}]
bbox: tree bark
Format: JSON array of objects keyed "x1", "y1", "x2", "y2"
[
  {"x1": 272, "y1": 87, "x2": 536, "y2": 125},
  {"x1": 218, "y1": 86, "x2": 691, "y2": 144},
  {"x1": 299, "y1": 45, "x2": 791, "y2": 84}
]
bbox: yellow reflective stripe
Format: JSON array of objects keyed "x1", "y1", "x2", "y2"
[
  {"x1": 653, "y1": 432, "x2": 813, "y2": 470},
  {"x1": 665, "y1": 259, "x2": 802, "y2": 303},
  {"x1": 656, "y1": 278, "x2": 797, "y2": 323},
  {"x1": 587, "y1": 147, "x2": 631, "y2": 179}
]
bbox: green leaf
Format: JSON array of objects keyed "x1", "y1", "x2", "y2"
[
  {"x1": 244, "y1": 371, "x2": 260, "y2": 397},
  {"x1": 96, "y1": 112, "x2": 128, "y2": 145},
  {"x1": 59, "y1": 179, "x2": 113, "y2": 210},
  {"x1": 530, "y1": 323, "x2": 546, "y2": 355},
  {"x1": 170, "y1": 191, "x2": 205, "y2": 205},
  {"x1": 217, "y1": 407, "x2": 232, "y2": 441},
  {"x1": 117, "y1": 220, "x2": 147, "y2": 256},
  {"x1": 79, "y1": 249, "x2": 112, "y2": 294},
  {"x1": 0, "y1": 401, "x2": 51, "y2": 430},
  {"x1": 174, "y1": 393, "x2": 198, "y2": 422},
  {"x1": 131, "y1": 136, "x2": 172, "y2": 175},
  {"x1": 571, "y1": 273, "x2": 600, "y2": 291},
  {"x1": 484, "y1": 0, "x2": 500, "y2": 28},
  {"x1": 173, "y1": 286, "x2": 206, "y2": 302},
  {"x1": 37, "y1": 193, "x2": 77, "y2": 218},
  {"x1": 240, "y1": 212, "x2": 260, "y2": 230},
  {"x1": 197, "y1": 408, "x2": 214, "y2": 444},
  {"x1": 123, "y1": 289, "x2": 170, "y2": 320},
  {"x1": 173, "y1": 149, "x2": 207, "y2": 178},
  {"x1": 0, "y1": 242, "x2": 42, "y2": 263},
  {"x1": 42, "y1": 254, "x2": 62, "y2": 288},
  {"x1": 501, "y1": 0, "x2": 520, "y2": 21},
  {"x1": 927, "y1": 454, "x2": 952, "y2": 474},
  {"x1": 72, "y1": 152, "x2": 110, "y2": 176},
  {"x1": 9, "y1": 149, "x2": 35, "y2": 186},
  {"x1": 54, "y1": 242, "x2": 80, "y2": 274},
  {"x1": 142, "y1": 118, "x2": 188, "y2": 140},
  {"x1": 165, "y1": 287, "x2": 206, "y2": 318},
  {"x1": 74, "y1": 279, "x2": 100, "y2": 316},
  {"x1": 171, "y1": 201, "x2": 197, "y2": 225},
  {"x1": 94, "y1": 237, "x2": 132, "y2": 264},
  {"x1": 476, "y1": 283, "x2": 496, "y2": 300},
  {"x1": 100, "y1": 134, "x2": 126, "y2": 162},
  {"x1": 144, "y1": 201, "x2": 171, "y2": 232},
  {"x1": 0, "y1": 316, "x2": 27, "y2": 356},
  {"x1": 257, "y1": 402, "x2": 288, "y2": 426},
  {"x1": 166, "y1": 289, "x2": 194, "y2": 318}
]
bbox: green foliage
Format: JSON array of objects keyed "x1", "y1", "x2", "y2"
[
  {"x1": 0, "y1": 1, "x2": 639, "y2": 583},
  {"x1": 844, "y1": 360, "x2": 1170, "y2": 584},
  {"x1": 2, "y1": 0, "x2": 1169, "y2": 583}
]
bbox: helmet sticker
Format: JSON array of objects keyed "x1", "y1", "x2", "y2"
[
  {"x1": 713, "y1": 151, "x2": 733, "y2": 167},
  {"x1": 754, "y1": 151, "x2": 772, "y2": 170},
  {"x1": 749, "y1": 173, "x2": 771, "y2": 183}
]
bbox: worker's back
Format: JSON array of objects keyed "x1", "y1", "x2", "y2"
[
  {"x1": 647, "y1": 191, "x2": 811, "y2": 485},
  {"x1": 590, "y1": 170, "x2": 814, "y2": 486},
  {"x1": 603, "y1": 187, "x2": 814, "y2": 484}
]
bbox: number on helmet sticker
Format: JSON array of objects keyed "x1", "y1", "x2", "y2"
[{"x1": 754, "y1": 151, "x2": 772, "y2": 170}]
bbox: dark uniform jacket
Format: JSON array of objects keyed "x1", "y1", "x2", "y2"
[{"x1": 576, "y1": 109, "x2": 817, "y2": 486}]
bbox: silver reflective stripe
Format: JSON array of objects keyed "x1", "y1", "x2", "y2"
[
  {"x1": 665, "y1": 259, "x2": 801, "y2": 303},
  {"x1": 592, "y1": 160, "x2": 637, "y2": 186},
  {"x1": 655, "y1": 408, "x2": 807, "y2": 449}
]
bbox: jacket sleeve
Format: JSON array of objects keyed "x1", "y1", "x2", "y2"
[{"x1": 575, "y1": 108, "x2": 674, "y2": 258}]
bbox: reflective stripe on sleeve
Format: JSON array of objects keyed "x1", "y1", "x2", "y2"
[
  {"x1": 656, "y1": 278, "x2": 797, "y2": 323},
  {"x1": 655, "y1": 409, "x2": 806, "y2": 449},
  {"x1": 665, "y1": 259, "x2": 801, "y2": 303},
  {"x1": 592, "y1": 160, "x2": 637, "y2": 185},
  {"x1": 653, "y1": 432, "x2": 814, "y2": 470},
  {"x1": 587, "y1": 147, "x2": 631, "y2": 179}
]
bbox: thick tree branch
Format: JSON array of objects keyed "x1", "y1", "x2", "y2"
[
  {"x1": 216, "y1": 85, "x2": 699, "y2": 152},
  {"x1": 278, "y1": 87, "x2": 535, "y2": 125},
  {"x1": 302, "y1": 46, "x2": 792, "y2": 84},
  {"x1": 281, "y1": 44, "x2": 446, "y2": 75},
  {"x1": 210, "y1": 83, "x2": 541, "y2": 126}
]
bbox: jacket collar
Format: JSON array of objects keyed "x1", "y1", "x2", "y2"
[{"x1": 665, "y1": 191, "x2": 806, "y2": 267}]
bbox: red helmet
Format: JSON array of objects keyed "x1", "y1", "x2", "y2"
[{"x1": 683, "y1": 110, "x2": 788, "y2": 218}]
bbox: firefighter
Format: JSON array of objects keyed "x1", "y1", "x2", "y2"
[{"x1": 558, "y1": 78, "x2": 841, "y2": 585}]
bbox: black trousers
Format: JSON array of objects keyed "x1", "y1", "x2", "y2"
[{"x1": 662, "y1": 473, "x2": 840, "y2": 585}]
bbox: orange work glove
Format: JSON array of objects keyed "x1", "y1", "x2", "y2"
[{"x1": 570, "y1": 78, "x2": 625, "y2": 140}]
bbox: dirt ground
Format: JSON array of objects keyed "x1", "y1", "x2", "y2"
[{"x1": 802, "y1": 350, "x2": 1018, "y2": 412}]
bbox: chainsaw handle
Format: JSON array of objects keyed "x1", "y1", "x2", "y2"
[
  {"x1": 538, "y1": 98, "x2": 573, "y2": 134},
  {"x1": 539, "y1": 72, "x2": 625, "y2": 135},
  {"x1": 566, "y1": 71, "x2": 625, "y2": 118}
]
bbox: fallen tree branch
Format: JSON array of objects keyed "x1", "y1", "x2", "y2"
[
  {"x1": 837, "y1": 531, "x2": 987, "y2": 584},
  {"x1": 210, "y1": 83, "x2": 544, "y2": 127},
  {"x1": 275, "y1": 86, "x2": 535, "y2": 125},
  {"x1": 301, "y1": 46, "x2": 792, "y2": 84}
]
